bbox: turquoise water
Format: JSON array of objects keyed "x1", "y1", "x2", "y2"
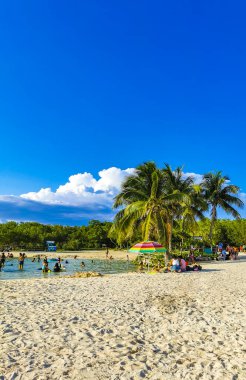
[{"x1": 0, "y1": 258, "x2": 136, "y2": 280}]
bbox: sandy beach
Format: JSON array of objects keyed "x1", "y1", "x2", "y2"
[
  {"x1": 1, "y1": 261, "x2": 246, "y2": 380},
  {"x1": 10, "y1": 250, "x2": 137, "y2": 261}
]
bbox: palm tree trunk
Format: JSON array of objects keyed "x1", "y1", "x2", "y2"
[
  {"x1": 166, "y1": 219, "x2": 173, "y2": 252},
  {"x1": 209, "y1": 206, "x2": 216, "y2": 245}
]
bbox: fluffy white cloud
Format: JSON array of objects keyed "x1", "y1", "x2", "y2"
[
  {"x1": 20, "y1": 168, "x2": 206, "y2": 207},
  {"x1": 183, "y1": 172, "x2": 203, "y2": 184},
  {"x1": 0, "y1": 167, "x2": 244, "y2": 225},
  {"x1": 21, "y1": 167, "x2": 135, "y2": 206}
]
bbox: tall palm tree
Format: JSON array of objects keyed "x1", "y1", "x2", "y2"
[
  {"x1": 176, "y1": 184, "x2": 207, "y2": 251},
  {"x1": 161, "y1": 164, "x2": 206, "y2": 251},
  {"x1": 111, "y1": 162, "x2": 204, "y2": 255},
  {"x1": 111, "y1": 162, "x2": 182, "y2": 246},
  {"x1": 201, "y1": 171, "x2": 244, "y2": 243}
]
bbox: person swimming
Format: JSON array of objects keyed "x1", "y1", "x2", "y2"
[
  {"x1": 53, "y1": 262, "x2": 61, "y2": 272},
  {"x1": 42, "y1": 260, "x2": 49, "y2": 273},
  {"x1": 80, "y1": 261, "x2": 85, "y2": 267}
]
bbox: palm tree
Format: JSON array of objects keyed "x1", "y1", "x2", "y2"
[
  {"x1": 111, "y1": 162, "x2": 182, "y2": 246},
  {"x1": 111, "y1": 162, "x2": 205, "y2": 256},
  {"x1": 201, "y1": 171, "x2": 244, "y2": 244},
  {"x1": 161, "y1": 164, "x2": 205, "y2": 251},
  {"x1": 176, "y1": 184, "x2": 207, "y2": 251}
]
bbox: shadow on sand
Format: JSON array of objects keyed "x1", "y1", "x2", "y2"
[{"x1": 198, "y1": 268, "x2": 223, "y2": 272}]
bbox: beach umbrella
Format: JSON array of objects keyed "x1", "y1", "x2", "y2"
[
  {"x1": 129, "y1": 241, "x2": 166, "y2": 254},
  {"x1": 129, "y1": 241, "x2": 166, "y2": 270}
]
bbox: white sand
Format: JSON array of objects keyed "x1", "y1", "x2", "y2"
[
  {"x1": 1, "y1": 261, "x2": 246, "y2": 380},
  {"x1": 10, "y1": 250, "x2": 137, "y2": 261}
]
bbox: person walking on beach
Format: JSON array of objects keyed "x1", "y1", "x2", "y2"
[{"x1": 18, "y1": 253, "x2": 25, "y2": 270}]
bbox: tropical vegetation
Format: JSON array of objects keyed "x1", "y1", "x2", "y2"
[
  {"x1": 0, "y1": 218, "x2": 246, "y2": 251},
  {"x1": 110, "y1": 162, "x2": 244, "y2": 251}
]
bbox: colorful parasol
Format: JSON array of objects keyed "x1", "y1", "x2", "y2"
[{"x1": 129, "y1": 241, "x2": 166, "y2": 254}]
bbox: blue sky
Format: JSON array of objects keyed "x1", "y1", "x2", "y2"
[{"x1": 0, "y1": 0, "x2": 246, "y2": 224}]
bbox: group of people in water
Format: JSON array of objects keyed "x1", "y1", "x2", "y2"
[
  {"x1": 0, "y1": 251, "x2": 27, "y2": 271},
  {"x1": 0, "y1": 252, "x2": 72, "y2": 273},
  {"x1": 41, "y1": 256, "x2": 71, "y2": 273}
]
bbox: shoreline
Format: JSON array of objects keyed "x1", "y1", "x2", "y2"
[{"x1": 6, "y1": 250, "x2": 137, "y2": 261}]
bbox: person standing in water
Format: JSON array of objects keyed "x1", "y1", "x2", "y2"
[
  {"x1": 57, "y1": 257, "x2": 62, "y2": 269},
  {"x1": 106, "y1": 248, "x2": 109, "y2": 259},
  {"x1": 18, "y1": 253, "x2": 24, "y2": 270},
  {"x1": 0, "y1": 252, "x2": 6, "y2": 268}
]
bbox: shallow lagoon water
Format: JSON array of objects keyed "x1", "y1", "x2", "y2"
[{"x1": 0, "y1": 258, "x2": 136, "y2": 280}]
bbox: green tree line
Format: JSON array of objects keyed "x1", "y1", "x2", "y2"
[
  {"x1": 0, "y1": 218, "x2": 245, "y2": 251},
  {"x1": 0, "y1": 220, "x2": 114, "y2": 250}
]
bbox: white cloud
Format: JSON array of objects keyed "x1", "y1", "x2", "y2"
[
  {"x1": 21, "y1": 167, "x2": 135, "y2": 206},
  {"x1": 0, "y1": 167, "x2": 244, "y2": 225},
  {"x1": 183, "y1": 172, "x2": 203, "y2": 184}
]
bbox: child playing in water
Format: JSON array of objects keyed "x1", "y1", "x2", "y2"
[{"x1": 42, "y1": 260, "x2": 49, "y2": 273}]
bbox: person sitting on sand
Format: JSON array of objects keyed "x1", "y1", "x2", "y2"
[
  {"x1": 170, "y1": 257, "x2": 181, "y2": 272},
  {"x1": 179, "y1": 256, "x2": 187, "y2": 272},
  {"x1": 109, "y1": 255, "x2": 113, "y2": 260},
  {"x1": 221, "y1": 249, "x2": 227, "y2": 260},
  {"x1": 74, "y1": 255, "x2": 77, "y2": 259},
  {"x1": 18, "y1": 253, "x2": 24, "y2": 270}
]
